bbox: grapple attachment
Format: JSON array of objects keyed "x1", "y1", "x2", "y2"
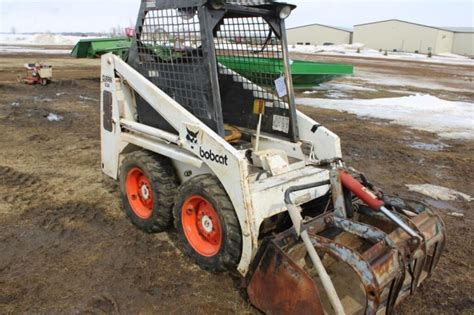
[{"x1": 244, "y1": 192, "x2": 446, "y2": 314}]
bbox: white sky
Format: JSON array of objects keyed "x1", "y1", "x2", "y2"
[{"x1": 1, "y1": 0, "x2": 473, "y2": 33}]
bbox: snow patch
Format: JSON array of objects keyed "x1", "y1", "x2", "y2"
[
  {"x1": 0, "y1": 46, "x2": 71, "y2": 54},
  {"x1": 406, "y1": 184, "x2": 472, "y2": 202},
  {"x1": 79, "y1": 95, "x2": 99, "y2": 102},
  {"x1": 302, "y1": 82, "x2": 378, "y2": 99},
  {"x1": 409, "y1": 142, "x2": 449, "y2": 151},
  {"x1": 309, "y1": 82, "x2": 377, "y2": 93},
  {"x1": 47, "y1": 113, "x2": 63, "y2": 122},
  {"x1": 297, "y1": 94, "x2": 474, "y2": 140},
  {"x1": 0, "y1": 33, "x2": 93, "y2": 46},
  {"x1": 289, "y1": 43, "x2": 474, "y2": 66},
  {"x1": 355, "y1": 71, "x2": 472, "y2": 94}
]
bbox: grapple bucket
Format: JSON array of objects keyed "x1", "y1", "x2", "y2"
[{"x1": 244, "y1": 199, "x2": 446, "y2": 314}]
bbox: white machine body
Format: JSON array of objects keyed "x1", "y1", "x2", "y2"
[{"x1": 100, "y1": 54, "x2": 342, "y2": 275}]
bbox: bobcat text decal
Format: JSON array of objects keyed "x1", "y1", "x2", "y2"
[{"x1": 200, "y1": 148, "x2": 228, "y2": 166}]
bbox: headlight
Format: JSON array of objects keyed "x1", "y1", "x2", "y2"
[
  {"x1": 278, "y1": 6, "x2": 292, "y2": 19},
  {"x1": 208, "y1": 0, "x2": 226, "y2": 9},
  {"x1": 177, "y1": 8, "x2": 197, "y2": 20}
]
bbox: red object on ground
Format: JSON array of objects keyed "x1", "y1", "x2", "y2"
[
  {"x1": 125, "y1": 27, "x2": 135, "y2": 38},
  {"x1": 339, "y1": 170, "x2": 384, "y2": 210}
]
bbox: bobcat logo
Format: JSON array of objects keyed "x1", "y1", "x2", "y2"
[{"x1": 186, "y1": 128, "x2": 200, "y2": 149}]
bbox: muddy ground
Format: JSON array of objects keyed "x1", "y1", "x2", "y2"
[{"x1": 0, "y1": 54, "x2": 473, "y2": 314}]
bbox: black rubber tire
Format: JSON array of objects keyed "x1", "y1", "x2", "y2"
[
  {"x1": 41, "y1": 78, "x2": 48, "y2": 86},
  {"x1": 119, "y1": 150, "x2": 178, "y2": 233},
  {"x1": 173, "y1": 175, "x2": 242, "y2": 272}
]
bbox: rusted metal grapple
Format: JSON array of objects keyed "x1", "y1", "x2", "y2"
[{"x1": 244, "y1": 170, "x2": 446, "y2": 315}]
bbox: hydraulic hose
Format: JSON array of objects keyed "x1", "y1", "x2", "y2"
[{"x1": 284, "y1": 180, "x2": 330, "y2": 204}]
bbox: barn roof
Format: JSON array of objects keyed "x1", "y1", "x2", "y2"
[
  {"x1": 288, "y1": 23, "x2": 353, "y2": 33},
  {"x1": 354, "y1": 19, "x2": 474, "y2": 33}
]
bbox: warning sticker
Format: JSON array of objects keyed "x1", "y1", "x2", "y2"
[
  {"x1": 253, "y1": 99, "x2": 266, "y2": 115},
  {"x1": 274, "y1": 76, "x2": 287, "y2": 98},
  {"x1": 273, "y1": 115, "x2": 290, "y2": 133}
]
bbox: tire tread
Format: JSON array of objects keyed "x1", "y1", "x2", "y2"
[
  {"x1": 120, "y1": 150, "x2": 178, "y2": 233},
  {"x1": 173, "y1": 174, "x2": 242, "y2": 272}
]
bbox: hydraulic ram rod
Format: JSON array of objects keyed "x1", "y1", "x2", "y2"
[{"x1": 339, "y1": 170, "x2": 420, "y2": 239}]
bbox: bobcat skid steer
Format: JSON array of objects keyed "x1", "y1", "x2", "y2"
[{"x1": 100, "y1": 0, "x2": 446, "y2": 314}]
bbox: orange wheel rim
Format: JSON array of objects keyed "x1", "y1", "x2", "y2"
[
  {"x1": 126, "y1": 167, "x2": 154, "y2": 219},
  {"x1": 181, "y1": 195, "x2": 222, "y2": 257}
]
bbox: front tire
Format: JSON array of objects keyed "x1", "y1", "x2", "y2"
[
  {"x1": 173, "y1": 175, "x2": 242, "y2": 272},
  {"x1": 119, "y1": 150, "x2": 178, "y2": 233}
]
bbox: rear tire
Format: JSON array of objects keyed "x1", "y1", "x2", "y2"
[
  {"x1": 173, "y1": 175, "x2": 242, "y2": 272},
  {"x1": 41, "y1": 78, "x2": 48, "y2": 86},
  {"x1": 119, "y1": 150, "x2": 178, "y2": 233}
]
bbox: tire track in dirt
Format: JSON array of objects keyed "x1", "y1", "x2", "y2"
[
  {"x1": 0, "y1": 165, "x2": 51, "y2": 209},
  {"x1": 0, "y1": 165, "x2": 116, "y2": 235},
  {"x1": 24, "y1": 201, "x2": 113, "y2": 237}
]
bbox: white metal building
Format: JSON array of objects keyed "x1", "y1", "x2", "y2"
[
  {"x1": 353, "y1": 19, "x2": 474, "y2": 56},
  {"x1": 447, "y1": 28, "x2": 474, "y2": 56},
  {"x1": 287, "y1": 23, "x2": 353, "y2": 46}
]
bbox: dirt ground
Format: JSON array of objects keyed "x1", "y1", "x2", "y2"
[{"x1": 0, "y1": 53, "x2": 473, "y2": 314}]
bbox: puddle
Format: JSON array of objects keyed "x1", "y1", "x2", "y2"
[{"x1": 409, "y1": 141, "x2": 449, "y2": 151}]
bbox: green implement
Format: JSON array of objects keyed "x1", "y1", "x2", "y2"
[
  {"x1": 217, "y1": 56, "x2": 353, "y2": 89},
  {"x1": 71, "y1": 39, "x2": 353, "y2": 87},
  {"x1": 70, "y1": 37, "x2": 132, "y2": 59}
]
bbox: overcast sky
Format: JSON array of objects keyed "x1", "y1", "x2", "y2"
[{"x1": 1, "y1": 0, "x2": 473, "y2": 33}]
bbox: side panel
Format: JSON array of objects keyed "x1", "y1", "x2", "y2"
[
  {"x1": 100, "y1": 56, "x2": 122, "y2": 179},
  {"x1": 297, "y1": 110, "x2": 342, "y2": 160}
]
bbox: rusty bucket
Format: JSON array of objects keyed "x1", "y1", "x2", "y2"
[{"x1": 244, "y1": 199, "x2": 446, "y2": 315}]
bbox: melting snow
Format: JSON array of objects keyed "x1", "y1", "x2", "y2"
[
  {"x1": 354, "y1": 71, "x2": 472, "y2": 94},
  {"x1": 406, "y1": 184, "x2": 472, "y2": 202},
  {"x1": 0, "y1": 33, "x2": 91, "y2": 46},
  {"x1": 306, "y1": 82, "x2": 377, "y2": 93},
  {"x1": 297, "y1": 94, "x2": 474, "y2": 140},
  {"x1": 409, "y1": 142, "x2": 449, "y2": 151},
  {"x1": 79, "y1": 95, "x2": 99, "y2": 102},
  {"x1": 289, "y1": 43, "x2": 474, "y2": 66},
  {"x1": 0, "y1": 46, "x2": 71, "y2": 54},
  {"x1": 0, "y1": 33, "x2": 104, "y2": 54},
  {"x1": 46, "y1": 113, "x2": 64, "y2": 122}
]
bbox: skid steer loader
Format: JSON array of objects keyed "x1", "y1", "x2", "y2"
[{"x1": 100, "y1": 0, "x2": 446, "y2": 313}]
